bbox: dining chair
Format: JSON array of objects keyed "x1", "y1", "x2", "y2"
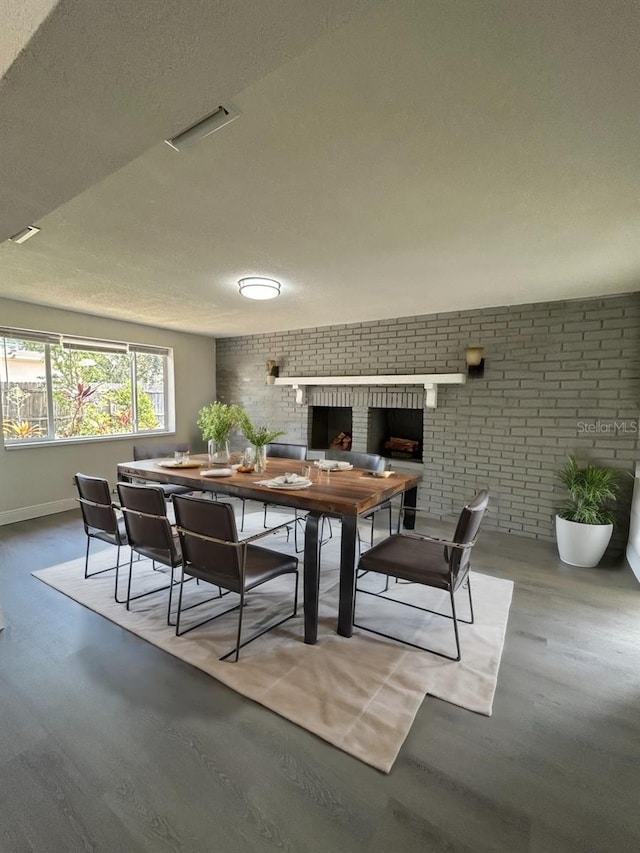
[
  {"x1": 266, "y1": 442, "x2": 308, "y2": 460},
  {"x1": 263, "y1": 443, "x2": 307, "y2": 512},
  {"x1": 353, "y1": 490, "x2": 489, "y2": 661},
  {"x1": 172, "y1": 495, "x2": 299, "y2": 661},
  {"x1": 325, "y1": 449, "x2": 393, "y2": 549},
  {"x1": 74, "y1": 473, "x2": 128, "y2": 598},
  {"x1": 132, "y1": 443, "x2": 193, "y2": 498},
  {"x1": 116, "y1": 482, "x2": 183, "y2": 620},
  {"x1": 262, "y1": 442, "x2": 335, "y2": 554},
  {"x1": 261, "y1": 442, "x2": 308, "y2": 535}
]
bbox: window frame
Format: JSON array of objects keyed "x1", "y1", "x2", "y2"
[{"x1": 0, "y1": 327, "x2": 175, "y2": 449}]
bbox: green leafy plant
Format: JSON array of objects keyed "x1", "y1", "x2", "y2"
[
  {"x1": 556, "y1": 455, "x2": 620, "y2": 525},
  {"x1": 61, "y1": 382, "x2": 96, "y2": 436},
  {"x1": 105, "y1": 383, "x2": 159, "y2": 431},
  {"x1": 197, "y1": 402, "x2": 243, "y2": 442},
  {"x1": 239, "y1": 410, "x2": 285, "y2": 447},
  {"x1": 2, "y1": 420, "x2": 43, "y2": 439}
]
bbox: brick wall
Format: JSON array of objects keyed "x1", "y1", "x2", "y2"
[{"x1": 216, "y1": 293, "x2": 640, "y2": 548}]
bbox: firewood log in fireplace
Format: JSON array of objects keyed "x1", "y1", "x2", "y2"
[
  {"x1": 330, "y1": 431, "x2": 352, "y2": 450},
  {"x1": 384, "y1": 436, "x2": 419, "y2": 457}
]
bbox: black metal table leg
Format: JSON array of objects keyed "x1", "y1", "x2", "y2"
[
  {"x1": 402, "y1": 486, "x2": 418, "y2": 530},
  {"x1": 303, "y1": 511, "x2": 322, "y2": 644},
  {"x1": 337, "y1": 515, "x2": 358, "y2": 637}
]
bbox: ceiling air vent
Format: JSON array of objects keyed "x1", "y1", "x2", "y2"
[
  {"x1": 165, "y1": 104, "x2": 240, "y2": 151},
  {"x1": 9, "y1": 225, "x2": 40, "y2": 244}
]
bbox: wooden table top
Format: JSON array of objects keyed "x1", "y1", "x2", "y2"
[{"x1": 117, "y1": 455, "x2": 421, "y2": 518}]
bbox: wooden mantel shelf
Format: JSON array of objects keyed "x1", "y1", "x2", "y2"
[{"x1": 273, "y1": 373, "x2": 466, "y2": 408}]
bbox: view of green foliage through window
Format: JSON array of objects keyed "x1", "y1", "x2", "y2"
[{"x1": 1, "y1": 333, "x2": 170, "y2": 444}]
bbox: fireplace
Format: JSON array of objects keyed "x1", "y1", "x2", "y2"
[
  {"x1": 310, "y1": 406, "x2": 353, "y2": 450},
  {"x1": 368, "y1": 407, "x2": 423, "y2": 462}
]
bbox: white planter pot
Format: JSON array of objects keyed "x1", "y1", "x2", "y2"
[{"x1": 555, "y1": 515, "x2": 613, "y2": 567}]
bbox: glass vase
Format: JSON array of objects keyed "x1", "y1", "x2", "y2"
[
  {"x1": 208, "y1": 438, "x2": 230, "y2": 465},
  {"x1": 254, "y1": 445, "x2": 267, "y2": 474}
]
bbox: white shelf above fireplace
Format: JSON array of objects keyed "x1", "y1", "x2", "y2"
[{"x1": 273, "y1": 373, "x2": 466, "y2": 407}]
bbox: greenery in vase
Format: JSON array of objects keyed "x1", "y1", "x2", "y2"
[
  {"x1": 556, "y1": 455, "x2": 620, "y2": 525},
  {"x1": 197, "y1": 402, "x2": 243, "y2": 442},
  {"x1": 239, "y1": 411, "x2": 285, "y2": 447}
]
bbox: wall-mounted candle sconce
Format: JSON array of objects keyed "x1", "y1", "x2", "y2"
[
  {"x1": 465, "y1": 346, "x2": 485, "y2": 378},
  {"x1": 266, "y1": 359, "x2": 280, "y2": 385}
]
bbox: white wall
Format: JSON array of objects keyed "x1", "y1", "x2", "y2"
[
  {"x1": 0, "y1": 298, "x2": 216, "y2": 523},
  {"x1": 626, "y1": 464, "x2": 640, "y2": 583}
]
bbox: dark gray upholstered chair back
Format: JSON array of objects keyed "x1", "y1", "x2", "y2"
[
  {"x1": 355, "y1": 490, "x2": 489, "y2": 661},
  {"x1": 131, "y1": 443, "x2": 192, "y2": 497},
  {"x1": 133, "y1": 442, "x2": 189, "y2": 460},
  {"x1": 266, "y1": 442, "x2": 307, "y2": 460},
  {"x1": 173, "y1": 497, "x2": 243, "y2": 592},
  {"x1": 74, "y1": 472, "x2": 128, "y2": 584},
  {"x1": 326, "y1": 449, "x2": 386, "y2": 472},
  {"x1": 172, "y1": 493, "x2": 299, "y2": 660},
  {"x1": 117, "y1": 482, "x2": 180, "y2": 565},
  {"x1": 75, "y1": 473, "x2": 120, "y2": 538},
  {"x1": 449, "y1": 490, "x2": 489, "y2": 579}
]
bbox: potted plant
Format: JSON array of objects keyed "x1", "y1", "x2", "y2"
[
  {"x1": 239, "y1": 411, "x2": 284, "y2": 473},
  {"x1": 555, "y1": 455, "x2": 620, "y2": 567},
  {"x1": 197, "y1": 402, "x2": 243, "y2": 464}
]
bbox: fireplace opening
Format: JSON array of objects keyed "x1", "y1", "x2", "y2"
[
  {"x1": 310, "y1": 406, "x2": 353, "y2": 451},
  {"x1": 368, "y1": 407, "x2": 423, "y2": 462}
]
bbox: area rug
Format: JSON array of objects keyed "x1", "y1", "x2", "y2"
[{"x1": 32, "y1": 513, "x2": 513, "y2": 772}]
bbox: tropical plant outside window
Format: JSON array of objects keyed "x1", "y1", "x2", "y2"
[{"x1": 0, "y1": 329, "x2": 172, "y2": 445}]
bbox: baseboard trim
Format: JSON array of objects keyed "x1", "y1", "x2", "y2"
[{"x1": 0, "y1": 499, "x2": 77, "y2": 527}]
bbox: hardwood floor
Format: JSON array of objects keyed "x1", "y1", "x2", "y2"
[{"x1": 1, "y1": 510, "x2": 639, "y2": 853}]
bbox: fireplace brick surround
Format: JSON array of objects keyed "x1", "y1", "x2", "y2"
[{"x1": 216, "y1": 293, "x2": 639, "y2": 548}]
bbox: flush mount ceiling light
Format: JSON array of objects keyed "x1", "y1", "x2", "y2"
[
  {"x1": 165, "y1": 104, "x2": 240, "y2": 151},
  {"x1": 9, "y1": 225, "x2": 40, "y2": 244},
  {"x1": 238, "y1": 277, "x2": 281, "y2": 300}
]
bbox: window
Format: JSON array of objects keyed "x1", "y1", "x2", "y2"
[{"x1": 0, "y1": 327, "x2": 173, "y2": 445}]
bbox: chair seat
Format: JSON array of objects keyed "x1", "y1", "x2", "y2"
[
  {"x1": 133, "y1": 534, "x2": 182, "y2": 568},
  {"x1": 75, "y1": 472, "x2": 129, "y2": 591},
  {"x1": 159, "y1": 483, "x2": 192, "y2": 497},
  {"x1": 358, "y1": 534, "x2": 451, "y2": 589},
  {"x1": 172, "y1": 495, "x2": 299, "y2": 659},
  {"x1": 88, "y1": 515, "x2": 127, "y2": 547},
  {"x1": 131, "y1": 477, "x2": 192, "y2": 498},
  {"x1": 362, "y1": 499, "x2": 392, "y2": 520},
  {"x1": 245, "y1": 545, "x2": 298, "y2": 589},
  {"x1": 185, "y1": 544, "x2": 298, "y2": 593},
  {"x1": 355, "y1": 491, "x2": 489, "y2": 662}
]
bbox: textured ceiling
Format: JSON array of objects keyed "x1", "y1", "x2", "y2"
[{"x1": 1, "y1": 0, "x2": 639, "y2": 336}]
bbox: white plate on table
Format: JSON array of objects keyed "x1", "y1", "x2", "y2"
[
  {"x1": 262, "y1": 476, "x2": 313, "y2": 490},
  {"x1": 201, "y1": 468, "x2": 234, "y2": 477},
  {"x1": 156, "y1": 460, "x2": 202, "y2": 469},
  {"x1": 315, "y1": 461, "x2": 353, "y2": 471}
]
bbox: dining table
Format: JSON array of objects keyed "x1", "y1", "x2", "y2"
[{"x1": 117, "y1": 455, "x2": 421, "y2": 645}]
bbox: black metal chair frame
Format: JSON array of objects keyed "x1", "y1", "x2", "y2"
[
  {"x1": 319, "y1": 450, "x2": 393, "y2": 562},
  {"x1": 256, "y1": 442, "x2": 325, "y2": 550},
  {"x1": 77, "y1": 496, "x2": 126, "y2": 579},
  {"x1": 354, "y1": 536, "x2": 475, "y2": 661},
  {"x1": 261, "y1": 443, "x2": 308, "y2": 535},
  {"x1": 131, "y1": 443, "x2": 193, "y2": 499},
  {"x1": 362, "y1": 500, "x2": 393, "y2": 549},
  {"x1": 75, "y1": 474, "x2": 128, "y2": 602},
  {"x1": 174, "y1": 513, "x2": 298, "y2": 662},
  {"x1": 117, "y1": 485, "x2": 184, "y2": 622},
  {"x1": 353, "y1": 498, "x2": 487, "y2": 661}
]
